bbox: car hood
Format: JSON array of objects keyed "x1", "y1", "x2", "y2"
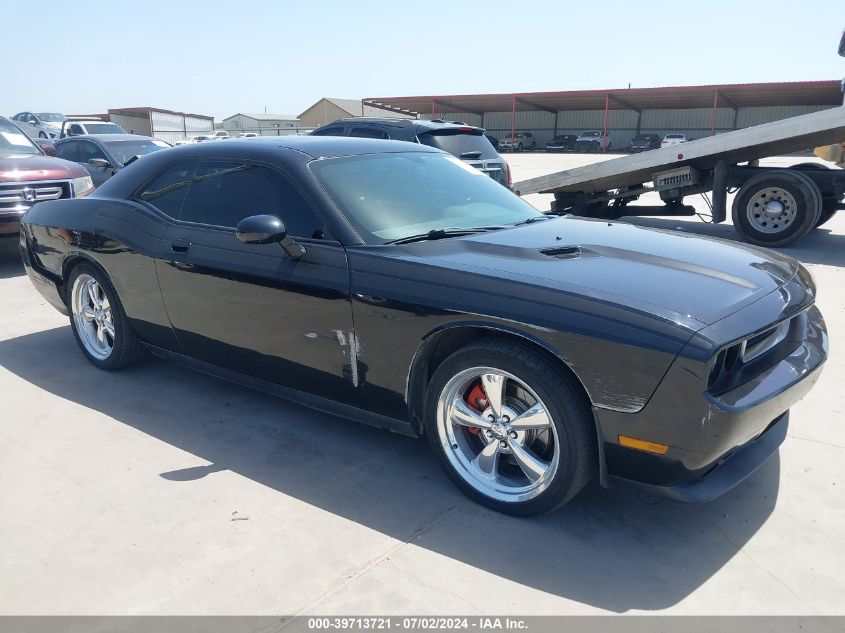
[
  {"x1": 0, "y1": 155, "x2": 84, "y2": 180},
  {"x1": 399, "y1": 217, "x2": 800, "y2": 327}
]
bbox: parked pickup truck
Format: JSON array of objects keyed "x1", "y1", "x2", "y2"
[{"x1": 0, "y1": 117, "x2": 93, "y2": 238}]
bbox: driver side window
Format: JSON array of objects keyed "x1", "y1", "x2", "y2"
[
  {"x1": 140, "y1": 160, "x2": 326, "y2": 239},
  {"x1": 77, "y1": 141, "x2": 107, "y2": 164},
  {"x1": 55, "y1": 141, "x2": 80, "y2": 162}
]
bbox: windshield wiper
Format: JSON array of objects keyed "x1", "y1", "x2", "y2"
[
  {"x1": 459, "y1": 150, "x2": 482, "y2": 159},
  {"x1": 513, "y1": 215, "x2": 552, "y2": 226},
  {"x1": 385, "y1": 227, "x2": 490, "y2": 245}
]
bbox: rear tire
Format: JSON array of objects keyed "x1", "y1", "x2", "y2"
[
  {"x1": 731, "y1": 170, "x2": 821, "y2": 247},
  {"x1": 424, "y1": 340, "x2": 596, "y2": 516},
  {"x1": 67, "y1": 263, "x2": 148, "y2": 370}
]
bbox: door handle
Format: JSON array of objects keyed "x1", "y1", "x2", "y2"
[{"x1": 170, "y1": 239, "x2": 191, "y2": 253}]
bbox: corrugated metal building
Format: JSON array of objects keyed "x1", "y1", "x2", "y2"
[
  {"x1": 364, "y1": 81, "x2": 842, "y2": 149},
  {"x1": 298, "y1": 98, "x2": 413, "y2": 129},
  {"x1": 108, "y1": 107, "x2": 215, "y2": 144},
  {"x1": 222, "y1": 113, "x2": 299, "y2": 135}
]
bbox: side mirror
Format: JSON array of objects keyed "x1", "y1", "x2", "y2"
[
  {"x1": 88, "y1": 158, "x2": 111, "y2": 168},
  {"x1": 235, "y1": 214, "x2": 306, "y2": 259},
  {"x1": 236, "y1": 214, "x2": 287, "y2": 244},
  {"x1": 840, "y1": 29, "x2": 845, "y2": 56}
]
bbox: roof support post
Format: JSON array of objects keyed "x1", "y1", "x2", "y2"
[
  {"x1": 553, "y1": 110, "x2": 558, "y2": 137},
  {"x1": 432, "y1": 99, "x2": 436, "y2": 118},
  {"x1": 710, "y1": 91, "x2": 719, "y2": 136},
  {"x1": 511, "y1": 95, "x2": 516, "y2": 147},
  {"x1": 602, "y1": 94, "x2": 610, "y2": 153}
]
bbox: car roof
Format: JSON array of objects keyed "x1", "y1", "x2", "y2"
[
  {"x1": 167, "y1": 135, "x2": 442, "y2": 159},
  {"x1": 330, "y1": 117, "x2": 482, "y2": 131},
  {"x1": 57, "y1": 134, "x2": 157, "y2": 143}
]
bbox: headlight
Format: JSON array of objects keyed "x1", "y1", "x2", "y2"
[{"x1": 72, "y1": 175, "x2": 94, "y2": 196}]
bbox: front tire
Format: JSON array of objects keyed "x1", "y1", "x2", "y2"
[
  {"x1": 425, "y1": 340, "x2": 596, "y2": 516},
  {"x1": 67, "y1": 263, "x2": 147, "y2": 370},
  {"x1": 731, "y1": 171, "x2": 821, "y2": 247}
]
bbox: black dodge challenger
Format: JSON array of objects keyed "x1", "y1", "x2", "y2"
[{"x1": 19, "y1": 137, "x2": 827, "y2": 515}]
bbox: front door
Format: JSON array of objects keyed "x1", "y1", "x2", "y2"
[{"x1": 141, "y1": 158, "x2": 358, "y2": 405}]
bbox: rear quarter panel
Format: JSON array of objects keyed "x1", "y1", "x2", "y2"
[{"x1": 23, "y1": 197, "x2": 179, "y2": 350}]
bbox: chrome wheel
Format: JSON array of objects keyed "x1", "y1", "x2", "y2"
[
  {"x1": 436, "y1": 367, "x2": 560, "y2": 503},
  {"x1": 746, "y1": 187, "x2": 798, "y2": 234},
  {"x1": 71, "y1": 273, "x2": 115, "y2": 360}
]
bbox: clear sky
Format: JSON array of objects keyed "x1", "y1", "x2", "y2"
[{"x1": 4, "y1": 0, "x2": 843, "y2": 121}]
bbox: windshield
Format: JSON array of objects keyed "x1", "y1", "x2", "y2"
[
  {"x1": 103, "y1": 138, "x2": 170, "y2": 165},
  {"x1": 84, "y1": 123, "x2": 124, "y2": 134},
  {"x1": 36, "y1": 113, "x2": 64, "y2": 122},
  {"x1": 312, "y1": 152, "x2": 542, "y2": 244},
  {"x1": 665, "y1": 134, "x2": 685, "y2": 139},
  {"x1": 581, "y1": 131, "x2": 600, "y2": 137},
  {"x1": 417, "y1": 130, "x2": 498, "y2": 159},
  {"x1": 0, "y1": 119, "x2": 40, "y2": 157}
]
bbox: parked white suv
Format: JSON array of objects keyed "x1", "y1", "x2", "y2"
[
  {"x1": 575, "y1": 130, "x2": 611, "y2": 152},
  {"x1": 193, "y1": 131, "x2": 230, "y2": 142},
  {"x1": 661, "y1": 133, "x2": 689, "y2": 147},
  {"x1": 498, "y1": 132, "x2": 536, "y2": 152}
]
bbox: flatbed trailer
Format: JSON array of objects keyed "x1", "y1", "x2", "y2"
[{"x1": 513, "y1": 106, "x2": 845, "y2": 246}]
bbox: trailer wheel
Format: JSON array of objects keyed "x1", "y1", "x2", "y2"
[
  {"x1": 731, "y1": 171, "x2": 821, "y2": 247},
  {"x1": 789, "y1": 163, "x2": 839, "y2": 228}
]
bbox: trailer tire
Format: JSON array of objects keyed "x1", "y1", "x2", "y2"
[
  {"x1": 789, "y1": 163, "x2": 839, "y2": 228},
  {"x1": 816, "y1": 207, "x2": 838, "y2": 228},
  {"x1": 731, "y1": 171, "x2": 821, "y2": 247}
]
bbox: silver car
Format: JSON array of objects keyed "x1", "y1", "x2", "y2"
[{"x1": 11, "y1": 112, "x2": 65, "y2": 139}]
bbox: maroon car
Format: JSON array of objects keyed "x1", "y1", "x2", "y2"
[{"x1": 1, "y1": 116, "x2": 93, "y2": 238}]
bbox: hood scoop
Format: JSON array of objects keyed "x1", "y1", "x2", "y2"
[{"x1": 539, "y1": 245, "x2": 582, "y2": 259}]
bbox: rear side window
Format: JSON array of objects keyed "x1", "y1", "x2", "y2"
[
  {"x1": 417, "y1": 130, "x2": 498, "y2": 159},
  {"x1": 349, "y1": 127, "x2": 388, "y2": 139},
  {"x1": 138, "y1": 160, "x2": 196, "y2": 218},
  {"x1": 311, "y1": 126, "x2": 345, "y2": 136}
]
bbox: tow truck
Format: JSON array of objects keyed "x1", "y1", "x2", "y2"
[{"x1": 514, "y1": 32, "x2": 845, "y2": 247}]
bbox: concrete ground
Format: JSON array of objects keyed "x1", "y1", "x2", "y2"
[{"x1": 0, "y1": 153, "x2": 843, "y2": 615}]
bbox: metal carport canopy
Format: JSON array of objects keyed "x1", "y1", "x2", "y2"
[{"x1": 363, "y1": 81, "x2": 843, "y2": 116}]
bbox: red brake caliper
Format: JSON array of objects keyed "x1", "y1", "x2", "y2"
[{"x1": 464, "y1": 383, "x2": 488, "y2": 435}]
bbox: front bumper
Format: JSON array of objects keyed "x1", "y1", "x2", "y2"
[
  {"x1": 597, "y1": 303, "x2": 827, "y2": 502},
  {"x1": 608, "y1": 411, "x2": 789, "y2": 503}
]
